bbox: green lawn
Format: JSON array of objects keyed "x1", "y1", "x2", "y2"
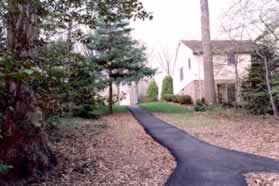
[
  {"x1": 139, "y1": 102, "x2": 189, "y2": 113},
  {"x1": 95, "y1": 105, "x2": 129, "y2": 115},
  {"x1": 138, "y1": 102, "x2": 223, "y2": 128},
  {"x1": 165, "y1": 113, "x2": 224, "y2": 129}
]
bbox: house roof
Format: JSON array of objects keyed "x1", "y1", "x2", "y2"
[{"x1": 181, "y1": 40, "x2": 256, "y2": 55}]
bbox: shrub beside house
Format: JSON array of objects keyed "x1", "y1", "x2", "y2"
[
  {"x1": 145, "y1": 80, "x2": 159, "y2": 102},
  {"x1": 160, "y1": 76, "x2": 174, "y2": 101}
]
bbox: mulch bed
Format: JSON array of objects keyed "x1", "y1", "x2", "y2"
[{"x1": 34, "y1": 114, "x2": 175, "y2": 186}]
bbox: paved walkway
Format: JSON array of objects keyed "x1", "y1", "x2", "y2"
[{"x1": 128, "y1": 106, "x2": 279, "y2": 186}]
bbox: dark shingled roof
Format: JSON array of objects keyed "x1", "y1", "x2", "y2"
[{"x1": 181, "y1": 40, "x2": 256, "y2": 55}]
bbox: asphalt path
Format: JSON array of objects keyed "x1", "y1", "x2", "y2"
[{"x1": 128, "y1": 106, "x2": 279, "y2": 186}]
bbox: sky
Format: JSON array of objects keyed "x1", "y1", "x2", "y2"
[{"x1": 131, "y1": 0, "x2": 232, "y2": 59}]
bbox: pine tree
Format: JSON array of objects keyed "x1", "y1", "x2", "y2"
[
  {"x1": 160, "y1": 76, "x2": 174, "y2": 101},
  {"x1": 85, "y1": 17, "x2": 154, "y2": 114},
  {"x1": 242, "y1": 46, "x2": 279, "y2": 115},
  {"x1": 147, "y1": 80, "x2": 159, "y2": 102}
]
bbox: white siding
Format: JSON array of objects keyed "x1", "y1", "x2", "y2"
[
  {"x1": 173, "y1": 44, "x2": 200, "y2": 94},
  {"x1": 197, "y1": 54, "x2": 251, "y2": 81}
]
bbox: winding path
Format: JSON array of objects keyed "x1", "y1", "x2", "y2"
[{"x1": 128, "y1": 106, "x2": 279, "y2": 186}]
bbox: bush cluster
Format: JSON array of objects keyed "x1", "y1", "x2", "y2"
[
  {"x1": 73, "y1": 104, "x2": 99, "y2": 119},
  {"x1": 143, "y1": 96, "x2": 156, "y2": 103},
  {"x1": 164, "y1": 94, "x2": 193, "y2": 105},
  {"x1": 176, "y1": 95, "x2": 193, "y2": 105},
  {"x1": 194, "y1": 99, "x2": 208, "y2": 112},
  {"x1": 163, "y1": 94, "x2": 173, "y2": 102}
]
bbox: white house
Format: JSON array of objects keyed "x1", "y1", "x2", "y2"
[
  {"x1": 100, "y1": 78, "x2": 150, "y2": 106},
  {"x1": 172, "y1": 40, "x2": 256, "y2": 104},
  {"x1": 111, "y1": 40, "x2": 256, "y2": 106}
]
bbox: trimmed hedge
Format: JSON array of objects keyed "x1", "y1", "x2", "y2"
[
  {"x1": 146, "y1": 80, "x2": 159, "y2": 102},
  {"x1": 160, "y1": 76, "x2": 174, "y2": 101}
]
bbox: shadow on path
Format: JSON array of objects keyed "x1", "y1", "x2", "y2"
[{"x1": 128, "y1": 106, "x2": 279, "y2": 186}]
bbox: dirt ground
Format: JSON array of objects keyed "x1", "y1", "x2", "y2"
[
  {"x1": 156, "y1": 112, "x2": 279, "y2": 186},
  {"x1": 34, "y1": 114, "x2": 175, "y2": 186}
]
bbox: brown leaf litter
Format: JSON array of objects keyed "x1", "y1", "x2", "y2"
[
  {"x1": 156, "y1": 112, "x2": 279, "y2": 186},
  {"x1": 33, "y1": 114, "x2": 175, "y2": 186}
]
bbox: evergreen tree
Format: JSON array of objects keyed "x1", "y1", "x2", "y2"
[
  {"x1": 0, "y1": 0, "x2": 152, "y2": 183},
  {"x1": 241, "y1": 46, "x2": 279, "y2": 115},
  {"x1": 147, "y1": 80, "x2": 159, "y2": 102},
  {"x1": 160, "y1": 75, "x2": 174, "y2": 101},
  {"x1": 85, "y1": 17, "x2": 154, "y2": 114}
]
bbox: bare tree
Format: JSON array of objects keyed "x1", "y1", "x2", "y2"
[
  {"x1": 158, "y1": 47, "x2": 175, "y2": 76},
  {"x1": 257, "y1": 49, "x2": 279, "y2": 117},
  {"x1": 220, "y1": 24, "x2": 247, "y2": 110},
  {"x1": 200, "y1": 0, "x2": 217, "y2": 104},
  {"x1": 222, "y1": 0, "x2": 279, "y2": 117}
]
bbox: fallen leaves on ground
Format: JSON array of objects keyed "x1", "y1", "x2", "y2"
[
  {"x1": 34, "y1": 114, "x2": 175, "y2": 186},
  {"x1": 156, "y1": 112, "x2": 279, "y2": 186}
]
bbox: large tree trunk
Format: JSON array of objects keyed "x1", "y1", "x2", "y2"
[
  {"x1": 200, "y1": 0, "x2": 217, "y2": 104},
  {"x1": 0, "y1": 0, "x2": 56, "y2": 184},
  {"x1": 234, "y1": 56, "x2": 241, "y2": 111},
  {"x1": 0, "y1": 82, "x2": 56, "y2": 185}
]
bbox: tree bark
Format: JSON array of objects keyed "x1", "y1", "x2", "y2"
[
  {"x1": 200, "y1": 0, "x2": 217, "y2": 104},
  {"x1": 234, "y1": 55, "x2": 241, "y2": 111},
  {"x1": 0, "y1": 1, "x2": 56, "y2": 184},
  {"x1": 135, "y1": 81, "x2": 139, "y2": 104},
  {"x1": 263, "y1": 58, "x2": 279, "y2": 117},
  {"x1": 116, "y1": 83, "x2": 120, "y2": 103},
  {"x1": 255, "y1": 49, "x2": 279, "y2": 118},
  {"x1": 108, "y1": 80, "x2": 113, "y2": 114},
  {"x1": 67, "y1": 21, "x2": 73, "y2": 53}
]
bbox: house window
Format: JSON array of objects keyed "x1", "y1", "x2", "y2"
[
  {"x1": 188, "y1": 58, "x2": 191, "y2": 70},
  {"x1": 228, "y1": 53, "x2": 236, "y2": 65},
  {"x1": 180, "y1": 67, "x2": 184, "y2": 81}
]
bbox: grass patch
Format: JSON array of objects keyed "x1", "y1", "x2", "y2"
[
  {"x1": 95, "y1": 105, "x2": 129, "y2": 115},
  {"x1": 166, "y1": 113, "x2": 223, "y2": 129},
  {"x1": 139, "y1": 102, "x2": 189, "y2": 113},
  {"x1": 206, "y1": 105, "x2": 228, "y2": 114}
]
